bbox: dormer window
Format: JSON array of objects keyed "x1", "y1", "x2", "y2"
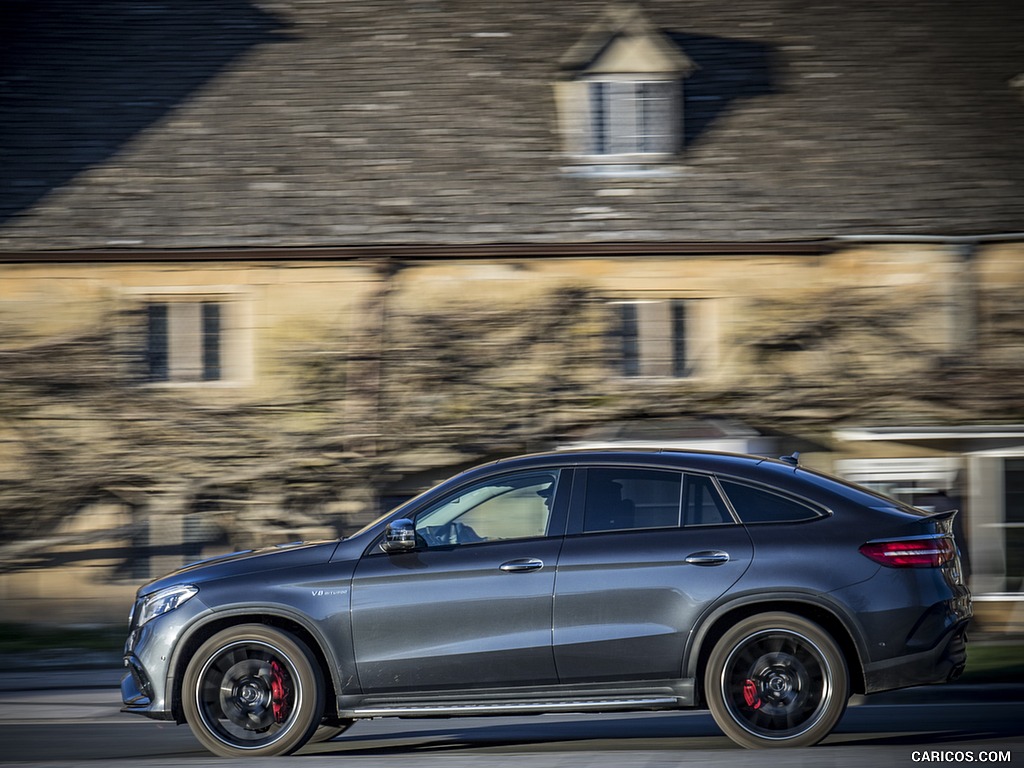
[
  {"x1": 556, "y1": 3, "x2": 694, "y2": 166},
  {"x1": 588, "y1": 78, "x2": 678, "y2": 156}
]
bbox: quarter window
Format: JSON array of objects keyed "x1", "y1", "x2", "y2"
[{"x1": 719, "y1": 480, "x2": 823, "y2": 524}]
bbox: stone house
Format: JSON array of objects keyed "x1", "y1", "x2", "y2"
[{"x1": 1, "y1": 0, "x2": 1023, "y2": 626}]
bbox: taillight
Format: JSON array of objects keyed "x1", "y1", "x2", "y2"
[{"x1": 859, "y1": 535, "x2": 955, "y2": 568}]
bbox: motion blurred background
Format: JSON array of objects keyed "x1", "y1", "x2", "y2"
[{"x1": 1, "y1": 0, "x2": 1023, "y2": 639}]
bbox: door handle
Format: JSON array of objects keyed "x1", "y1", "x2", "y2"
[
  {"x1": 685, "y1": 550, "x2": 730, "y2": 566},
  {"x1": 499, "y1": 558, "x2": 544, "y2": 573}
]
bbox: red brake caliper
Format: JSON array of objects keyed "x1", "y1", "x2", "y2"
[
  {"x1": 269, "y1": 661, "x2": 291, "y2": 723},
  {"x1": 742, "y1": 679, "x2": 762, "y2": 709}
]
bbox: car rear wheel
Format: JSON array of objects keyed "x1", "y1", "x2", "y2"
[
  {"x1": 182, "y1": 624, "x2": 324, "y2": 758},
  {"x1": 705, "y1": 612, "x2": 848, "y2": 749}
]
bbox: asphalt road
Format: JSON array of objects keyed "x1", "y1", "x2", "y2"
[{"x1": 0, "y1": 678, "x2": 1021, "y2": 768}]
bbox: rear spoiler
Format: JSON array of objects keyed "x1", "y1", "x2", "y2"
[{"x1": 924, "y1": 507, "x2": 959, "y2": 523}]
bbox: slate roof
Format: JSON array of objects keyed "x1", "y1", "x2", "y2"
[{"x1": 1, "y1": 0, "x2": 1023, "y2": 251}]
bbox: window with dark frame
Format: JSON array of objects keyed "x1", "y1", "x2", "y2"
[
  {"x1": 145, "y1": 301, "x2": 223, "y2": 383},
  {"x1": 618, "y1": 299, "x2": 691, "y2": 378}
]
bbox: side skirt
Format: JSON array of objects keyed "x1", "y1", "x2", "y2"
[{"x1": 338, "y1": 679, "x2": 696, "y2": 719}]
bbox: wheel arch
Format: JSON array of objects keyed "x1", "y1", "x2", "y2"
[
  {"x1": 686, "y1": 595, "x2": 868, "y2": 704},
  {"x1": 168, "y1": 609, "x2": 344, "y2": 725}
]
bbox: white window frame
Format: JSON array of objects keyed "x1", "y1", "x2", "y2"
[{"x1": 586, "y1": 76, "x2": 680, "y2": 159}]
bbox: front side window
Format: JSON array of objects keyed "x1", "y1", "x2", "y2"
[
  {"x1": 589, "y1": 80, "x2": 678, "y2": 156},
  {"x1": 415, "y1": 471, "x2": 558, "y2": 547},
  {"x1": 146, "y1": 301, "x2": 222, "y2": 382},
  {"x1": 719, "y1": 480, "x2": 824, "y2": 524}
]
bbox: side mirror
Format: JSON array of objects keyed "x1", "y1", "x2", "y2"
[{"x1": 381, "y1": 518, "x2": 418, "y2": 553}]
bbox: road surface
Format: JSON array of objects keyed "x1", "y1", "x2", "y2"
[{"x1": 0, "y1": 674, "x2": 1020, "y2": 767}]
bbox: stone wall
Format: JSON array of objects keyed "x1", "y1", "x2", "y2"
[{"x1": 1, "y1": 243, "x2": 1022, "y2": 623}]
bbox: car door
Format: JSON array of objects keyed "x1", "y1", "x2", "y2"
[
  {"x1": 350, "y1": 467, "x2": 569, "y2": 693},
  {"x1": 552, "y1": 465, "x2": 754, "y2": 682}
]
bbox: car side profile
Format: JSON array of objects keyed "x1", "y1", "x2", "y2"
[{"x1": 121, "y1": 449, "x2": 971, "y2": 756}]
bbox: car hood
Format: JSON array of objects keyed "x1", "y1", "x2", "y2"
[{"x1": 139, "y1": 539, "x2": 341, "y2": 595}]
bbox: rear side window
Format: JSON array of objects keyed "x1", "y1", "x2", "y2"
[
  {"x1": 581, "y1": 468, "x2": 736, "y2": 532},
  {"x1": 719, "y1": 480, "x2": 823, "y2": 524},
  {"x1": 583, "y1": 468, "x2": 681, "y2": 532}
]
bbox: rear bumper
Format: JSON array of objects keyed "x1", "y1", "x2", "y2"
[{"x1": 863, "y1": 620, "x2": 969, "y2": 694}]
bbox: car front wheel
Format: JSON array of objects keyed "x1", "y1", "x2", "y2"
[
  {"x1": 705, "y1": 612, "x2": 848, "y2": 749},
  {"x1": 182, "y1": 624, "x2": 325, "y2": 758}
]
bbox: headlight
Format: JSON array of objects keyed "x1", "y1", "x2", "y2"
[{"x1": 134, "y1": 584, "x2": 199, "y2": 627}]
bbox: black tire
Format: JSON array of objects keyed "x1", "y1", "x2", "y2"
[
  {"x1": 182, "y1": 624, "x2": 325, "y2": 758},
  {"x1": 309, "y1": 720, "x2": 355, "y2": 743},
  {"x1": 705, "y1": 612, "x2": 848, "y2": 749}
]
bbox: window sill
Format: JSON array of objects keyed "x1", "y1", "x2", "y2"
[
  {"x1": 141, "y1": 379, "x2": 250, "y2": 389},
  {"x1": 561, "y1": 163, "x2": 682, "y2": 179}
]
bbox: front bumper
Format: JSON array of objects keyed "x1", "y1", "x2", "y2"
[
  {"x1": 120, "y1": 596, "x2": 208, "y2": 721},
  {"x1": 120, "y1": 657, "x2": 175, "y2": 721}
]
